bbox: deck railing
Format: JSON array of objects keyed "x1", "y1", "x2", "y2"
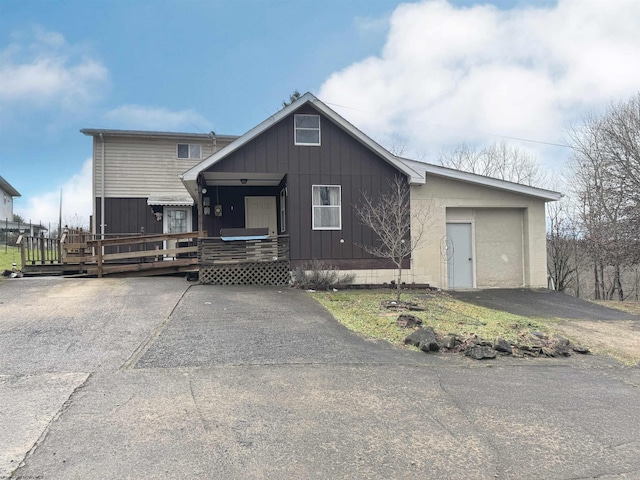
[
  {"x1": 15, "y1": 235, "x2": 62, "y2": 266},
  {"x1": 198, "y1": 235, "x2": 290, "y2": 265}
]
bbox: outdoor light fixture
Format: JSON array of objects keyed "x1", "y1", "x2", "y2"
[{"x1": 240, "y1": 179, "x2": 248, "y2": 184}]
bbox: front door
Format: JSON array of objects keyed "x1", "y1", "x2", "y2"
[
  {"x1": 164, "y1": 207, "x2": 192, "y2": 253},
  {"x1": 245, "y1": 196, "x2": 277, "y2": 236},
  {"x1": 446, "y1": 222, "x2": 474, "y2": 289}
]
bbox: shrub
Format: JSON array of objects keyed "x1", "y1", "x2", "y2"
[{"x1": 291, "y1": 260, "x2": 356, "y2": 290}]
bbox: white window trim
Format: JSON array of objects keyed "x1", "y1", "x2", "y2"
[
  {"x1": 312, "y1": 184, "x2": 341, "y2": 231},
  {"x1": 177, "y1": 143, "x2": 202, "y2": 159},
  {"x1": 280, "y1": 188, "x2": 287, "y2": 233},
  {"x1": 294, "y1": 114, "x2": 321, "y2": 146}
]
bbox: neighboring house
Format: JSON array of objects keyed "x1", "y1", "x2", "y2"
[
  {"x1": 0, "y1": 175, "x2": 20, "y2": 222},
  {"x1": 0, "y1": 176, "x2": 48, "y2": 237},
  {"x1": 80, "y1": 129, "x2": 238, "y2": 237},
  {"x1": 83, "y1": 93, "x2": 561, "y2": 288}
]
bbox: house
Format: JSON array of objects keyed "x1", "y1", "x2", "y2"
[
  {"x1": 82, "y1": 93, "x2": 561, "y2": 288},
  {"x1": 0, "y1": 176, "x2": 20, "y2": 223},
  {"x1": 80, "y1": 129, "x2": 238, "y2": 238},
  {"x1": 0, "y1": 176, "x2": 48, "y2": 237}
]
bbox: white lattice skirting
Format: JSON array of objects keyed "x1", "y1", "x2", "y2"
[{"x1": 199, "y1": 261, "x2": 291, "y2": 285}]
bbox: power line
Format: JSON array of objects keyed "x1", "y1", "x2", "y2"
[{"x1": 324, "y1": 101, "x2": 572, "y2": 149}]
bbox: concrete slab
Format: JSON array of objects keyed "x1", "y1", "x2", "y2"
[
  {"x1": 135, "y1": 285, "x2": 445, "y2": 368},
  {"x1": 0, "y1": 277, "x2": 189, "y2": 374},
  {"x1": 2, "y1": 279, "x2": 639, "y2": 479},
  {"x1": 0, "y1": 372, "x2": 89, "y2": 477},
  {"x1": 12, "y1": 364, "x2": 640, "y2": 479}
]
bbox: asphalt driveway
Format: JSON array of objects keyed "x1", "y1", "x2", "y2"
[
  {"x1": 451, "y1": 288, "x2": 640, "y2": 320},
  {"x1": 1, "y1": 278, "x2": 639, "y2": 479}
]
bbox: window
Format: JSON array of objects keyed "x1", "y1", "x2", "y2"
[
  {"x1": 177, "y1": 144, "x2": 201, "y2": 159},
  {"x1": 280, "y1": 188, "x2": 287, "y2": 233},
  {"x1": 294, "y1": 114, "x2": 320, "y2": 146},
  {"x1": 312, "y1": 185, "x2": 341, "y2": 230}
]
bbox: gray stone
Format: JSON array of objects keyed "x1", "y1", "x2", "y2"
[
  {"x1": 493, "y1": 338, "x2": 513, "y2": 354},
  {"x1": 552, "y1": 335, "x2": 570, "y2": 347},
  {"x1": 396, "y1": 314, "x2": 423, "y2": 328},
  {"x1": 573, "y1": 345, "x2": 590, "y2": 354},
  {"x1": 465, "y1": 345, "x2": 497, "y2": 360},
  {"x1": 441, "y1": 334, "x2": 457, "y2": 349},
  {"x1": 404, "y1": 327, "x2": 436, "y2": 348},
  {"x1": 417, "y1": 327, "x2": 440, "y2": 352}
]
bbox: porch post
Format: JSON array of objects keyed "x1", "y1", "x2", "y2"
[{"x1": 197, "y1": 187, "x2": 204, "y2": 236}]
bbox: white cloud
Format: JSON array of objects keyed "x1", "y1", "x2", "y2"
[
  {"x1": 0, "y1": 27, "x2": 108, "y2": 110},
  {"x1": 15, "y1": 159, "x2": 93, "y2": 228},
  {"x1": 104, "y1": 105, "x2": 211, "y2": 131},
  {"x1": 319, "y1": 0, "x2": 640, "y2": 168}
]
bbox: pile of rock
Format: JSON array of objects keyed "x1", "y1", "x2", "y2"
[{"x1": 400, "y1": 318, "x2": 590, "y2": 360}]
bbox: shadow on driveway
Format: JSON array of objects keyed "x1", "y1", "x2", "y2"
[{"x1": 451, "y1": 288, "x2": 640, "y2": 320}]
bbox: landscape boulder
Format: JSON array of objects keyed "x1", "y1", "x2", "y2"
[
  {"x1": 465, "y1": 345, "x2": 497, "y2": 360},
  {"x1": 441, "y1": 334, "x2": 458, "y2": 350},
  {"x1": 396, "y1": 314, "x2": 423, "y2": 328},
  {"x1": 404, "y1": 327, "x2": 439, "y2": 352},
  {"x1": 493, "y1": 337, "x2": 513, "y2": 354}
]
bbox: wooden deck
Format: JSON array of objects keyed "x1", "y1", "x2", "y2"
[
  {"x1": 16, "y1": 231, "x2": 290, "y2": 283},
  {"x1": 17, "y1": 231, "x2": 199, "y2": 278}
]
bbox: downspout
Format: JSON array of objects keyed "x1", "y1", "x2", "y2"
[{"x1": 99, "y1": 133, "x2": 105, "y2": 239}]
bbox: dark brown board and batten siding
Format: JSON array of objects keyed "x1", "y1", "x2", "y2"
[{"x1": 205, "y1": 105, "x2": 406, "y2": 268}]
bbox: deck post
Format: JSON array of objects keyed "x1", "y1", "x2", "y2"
[
  {"x1": 16, "y1": 235, "x2": 26, "y2": 270},
  {"x1": 79, "y1": 230, "x2": 85, "y2": 274},
  {"x1": 39, "y1": 235, "x2": 45, "y2": 265},
  {"x1": 197, "y1": 187, "x2": 204, "y2": 237},
  {"x1": 96, "y1": 238, "x2": 103, "y2": 278}
]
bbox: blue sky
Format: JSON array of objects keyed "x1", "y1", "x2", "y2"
[{"x1": 1, "y1": 0, "x2": 638, "y2": 227}]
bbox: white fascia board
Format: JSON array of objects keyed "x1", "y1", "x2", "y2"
[
  {"x1": 401, "y1": 158, "x2": 563, "y2": 201},
  {"x1": 181, "y1": 93, "x2": 425, "y2": 196}
]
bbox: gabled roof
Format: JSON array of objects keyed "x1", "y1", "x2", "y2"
[
  {"x1": 399, "y1": 157, "x2": 563, "y2": 201},
  {"x1": 181, "y1": 92, "x2": 425, "y2": 199},
  {"x1": 0, "y1": 176, "x2": 21, "y2": 197}
]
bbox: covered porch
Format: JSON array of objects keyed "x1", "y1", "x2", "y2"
[{"x1": 192, "y1": 171, "x2": 291, "y2": 285}]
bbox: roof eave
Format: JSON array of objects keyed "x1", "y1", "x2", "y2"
[{"x1": 399, "y1": 159, "x2": 563, "y2": 201}]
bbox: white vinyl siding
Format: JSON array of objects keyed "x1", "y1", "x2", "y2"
[
  {"x1": 0, "y1": 188, "x2": 12, "y2": 220},
  {"x1": 93, "y1": 136, "x2": 229, "y2": 198},
  {"x1": 294, "y1": 114, "x2": 321, "y2": 146},
  {"x1": 312, "y1": 185, "x2": 341, "y2": 230}
]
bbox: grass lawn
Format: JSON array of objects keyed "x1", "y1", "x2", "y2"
[
  {"x1": 312, "y1": 289, "x2": 560, "y2": 347},
  {"x1": 0, "y1": 246, "x2": 21, "y2": 272}
]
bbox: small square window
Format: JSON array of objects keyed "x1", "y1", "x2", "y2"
[
  {"x1": 177, "y1": 144, "x2": 201, "y2": 159},
  {"x1": 294, "y1": 114, "x2": 321, "y2": 146}
]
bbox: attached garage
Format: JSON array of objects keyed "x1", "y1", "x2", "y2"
[{"x1": 405, "y1": 159, "x2": 561, "y2": 290}]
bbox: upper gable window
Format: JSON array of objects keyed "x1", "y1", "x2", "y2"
[
  {"x1": 294, "y1": 114, "x2": 321, "y2": 146},
  {"x1": 177, "y1": 144, "x2": 201, "y2": 159}
]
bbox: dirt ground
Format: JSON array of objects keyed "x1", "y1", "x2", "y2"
[
  {"x1": 557, "y1": 301, "x2": 640, "y2": 366},
  {"x1": 451, "y1": 291, "x2": 640, "y2": 366}
]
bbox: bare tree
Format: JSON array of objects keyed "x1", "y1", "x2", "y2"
[
  {"x1": 354, "y1": 176, "x2": 434, "y2": 301},
  {"x1": 567, "y1": 93, "x2": 640, "y2": 300},
  {"x1": 439, "y1": 141, "x2": 548, "y2": 187},
  {"x1": 546, "y1": 199, "x2": 580, "y2": 293}
]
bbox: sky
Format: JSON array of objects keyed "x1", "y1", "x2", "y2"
[{"x1": 1, "y1": 0, "x2": 638, "y2": 228}]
